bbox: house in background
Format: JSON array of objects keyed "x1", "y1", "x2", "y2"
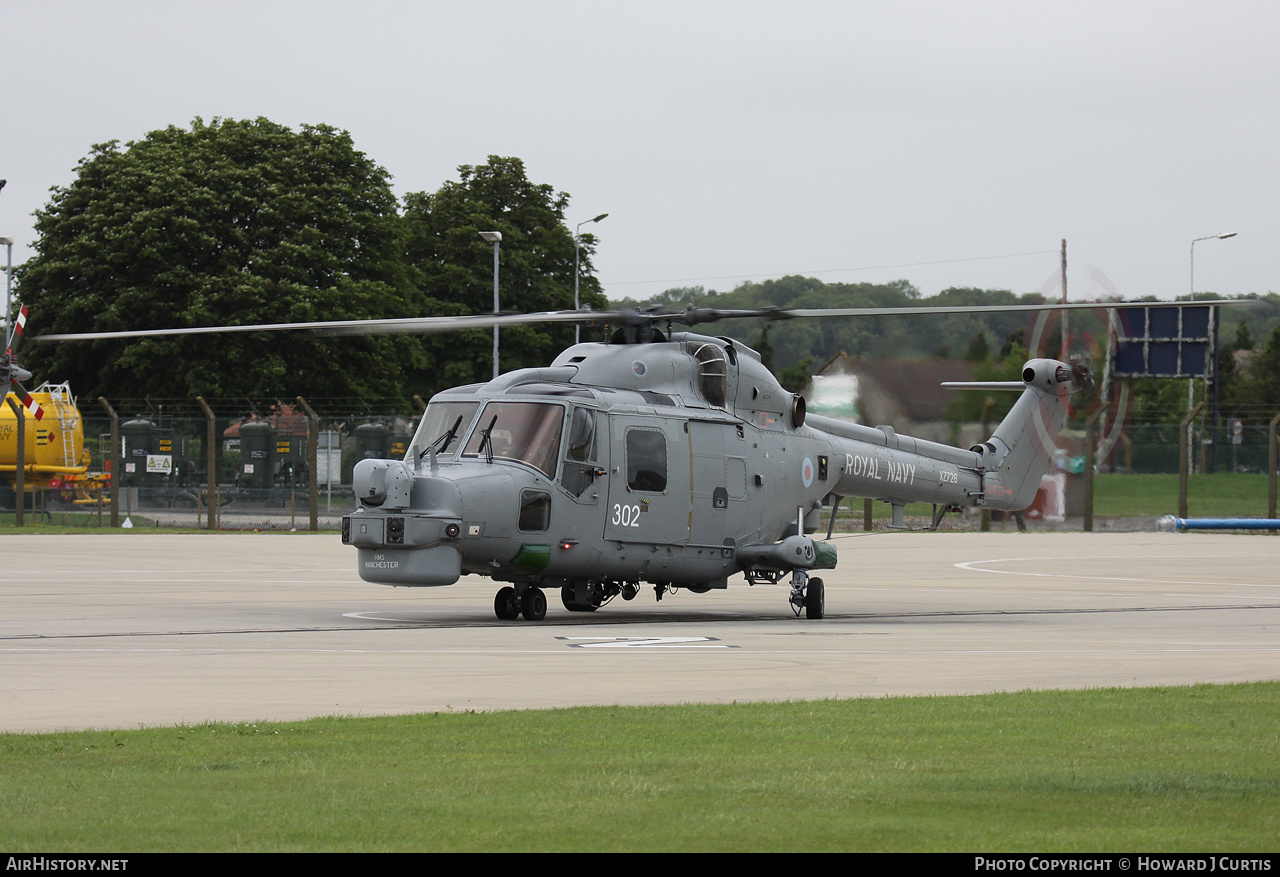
[{"x1": 805, "y1": 352, "x2": 988, "y2": 448}]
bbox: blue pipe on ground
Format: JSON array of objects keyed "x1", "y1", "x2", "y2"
[{"x1": 1159, "y1": 515, "x2": 1280, "y2": 531}]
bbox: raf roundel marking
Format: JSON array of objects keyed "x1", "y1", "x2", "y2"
[{"x1": 801, "y1": 456, "x2": 815, "y2": 488}]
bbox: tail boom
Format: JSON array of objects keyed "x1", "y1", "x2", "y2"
[{"x1": 810, "y1": 358, "x2": 1082, "y2": 513}]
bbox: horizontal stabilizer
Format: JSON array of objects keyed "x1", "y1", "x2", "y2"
[{"x1": 940, "y1": 381, "x2": 1026, "y2": 391}]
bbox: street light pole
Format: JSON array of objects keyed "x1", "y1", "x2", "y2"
[
  {"x1": 1189, "y1": 231, "x2": 1237, "y2": 474},
  {"x1": 0, "y1": 236, "x2": 12, "y2": 345},
  {"x1": 573, "y1": 213, "x2": 608, "y2": 344},
  {"x1": 479, "y1": 231, "x2": 502, "y2": 379},
  {"x1": 1190, "y1": 231, "x2": 1237, "y2": 300}
]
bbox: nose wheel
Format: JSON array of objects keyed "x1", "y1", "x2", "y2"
[
  {"x1": 788, "y1": 571, "x2": 825, "y2": 619},
  {"x1": 494, "y1": 585, "x2": 547, "y2": 621}
]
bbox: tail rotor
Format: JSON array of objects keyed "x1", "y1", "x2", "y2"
[{"x1": 4, "y1": 305, "x2": 44, "y2": 421}]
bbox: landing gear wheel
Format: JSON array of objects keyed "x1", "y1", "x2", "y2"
[
  {"x1": 522, "y1": 587, "x2": 548, "y2": 621},
  {"x1": 494, "y1": 586, "x2": 520, "y2": 621},
  {"x1": 805, "y1": 577, "x2": 825, "y2": 620}
]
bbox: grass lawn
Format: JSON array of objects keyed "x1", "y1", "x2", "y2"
[
  {"x1": 2, "y1": 683, "x2": 1277, "y2": 852},
  {"x1": 1092, "y1": 472, "x2": 1273, "y2": 518}
]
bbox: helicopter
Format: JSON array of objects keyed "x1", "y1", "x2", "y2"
[
  {"x1": 0, "y1": 307, "x2": 100, "y2": 499},
  {"x1": 44, "y1": 301, "x2": 1102, "y2": 621}
]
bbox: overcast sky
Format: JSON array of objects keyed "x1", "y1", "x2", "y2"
[{"x1": 2, "y1": 1, "x2": 1276, "y2": 308}]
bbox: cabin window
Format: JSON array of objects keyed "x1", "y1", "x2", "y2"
[
  {"x1": 518, "y1": 489, "x2": 552, "y2": 532},
  {"x1": 626, "y1": 428, "x2": 667, "y2": 492}
]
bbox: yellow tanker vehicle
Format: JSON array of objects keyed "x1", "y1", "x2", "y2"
[{"x1": 0, "y1": 381, "x2": 105, "y2": 503}]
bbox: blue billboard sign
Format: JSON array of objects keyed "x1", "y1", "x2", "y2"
[{"x1": 1112, "y1": 305, "x2": 1215, "y2": 379}]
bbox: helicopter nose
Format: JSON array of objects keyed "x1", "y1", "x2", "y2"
[{"x1": 344, "y1": 459, "x2": 467, "y2": 585}]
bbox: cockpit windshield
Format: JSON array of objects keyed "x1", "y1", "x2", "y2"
[
  {"x1": 408, "y1": 399, "x2": 480, "y2": 461},
  {"x1": 461, "y1": 401, "x2": 565, "y2": 477}
]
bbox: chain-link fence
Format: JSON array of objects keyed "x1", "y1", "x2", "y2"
[
  {"x1": 0, "y1": 407, "x2": 417, "y2": 530},
  {"x1": 1103, "y1": 421, "x2": 1274, "y2": 474},
  {"x1": 3, "y1": 400, "x2": 1276, "y2": 528}
]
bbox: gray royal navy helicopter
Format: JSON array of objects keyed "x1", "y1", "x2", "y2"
[{"x1": 44, "y1": 302, "x2": 1099, "y2": 621}]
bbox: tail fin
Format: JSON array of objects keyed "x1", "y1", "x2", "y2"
[{"x1": 951, "y1": 359, "x2": 1089, "y2": 511}]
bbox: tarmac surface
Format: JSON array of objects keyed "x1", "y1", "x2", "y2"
[{"x1": 2, "y1": 530, "x2": 1278, "y2": 732}]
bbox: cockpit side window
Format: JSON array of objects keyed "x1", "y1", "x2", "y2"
[
  {"x1": 561, "y1": 407, "x2": 599, "y2": 497},
  {"x1": 567, "y1": 407, "x2": 596, "y2": 462}
]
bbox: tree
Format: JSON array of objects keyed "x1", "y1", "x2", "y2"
[
  {"x1": 18, "y1": 117, "x2": 421, "y2": 403},
  {"x1": 400, "y1": 156, "x2": 608, "y2": 392},
  {"x1": 1238, "y1": 325, "x2": 1280, "y2": 419},
  {"x1": 963, "y1": 331, "x2": 990, "y2": 363},
  {"x1": 1217, "y1": 318, "x2": 1257, "y2": 419},
  {"x1": 947, "y1": 343, "x2": 1028, "y2": 426}
]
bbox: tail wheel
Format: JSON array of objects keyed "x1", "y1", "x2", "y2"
[
  {"x1": 494, "y1": 587, "x2": 520, "y2": 621},
  {"x1": 805, "y1": 577, "x2": 825, "y2": 620},
  {"x1": 521, "y1": 587, "x2": 548, "y2": 621}
]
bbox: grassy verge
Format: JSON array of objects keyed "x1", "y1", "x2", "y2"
[
  {"x1": 1093, "y1": 472, "x2": 1273, "y2": 518},
  {"x1": 2, "y1": 683, "x2": 1277, "y2": 852}
]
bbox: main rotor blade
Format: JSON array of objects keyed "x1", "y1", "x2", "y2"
[
  {"x1": 777, "y1": 299, "x2": 1254, "y2": 320},
  {"x1": 35, "y1": 298, "x2": 1255, "y2": 343},
  {"x1": 36, "y1": 310, "x2": 603, "y2": 342}
]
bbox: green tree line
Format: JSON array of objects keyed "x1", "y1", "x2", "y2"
[
  {"x1": 16, "y1": 118, "x2": 607, "y2": 408},
  {"x1": 613, "y1": 282, "x2": 1280, "y2": 425}
]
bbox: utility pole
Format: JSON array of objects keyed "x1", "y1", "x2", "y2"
[{"x1": 1060, "y1": 239, "x2": 1068, "y2": 361}]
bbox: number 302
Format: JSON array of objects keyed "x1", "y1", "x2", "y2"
[{"x1": 611, "y1": 503, "x2": 641, "y2": 527}]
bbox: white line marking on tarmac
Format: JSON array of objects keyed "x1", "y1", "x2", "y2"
[
  {"x1": 555, "y1": 636, "x2": 735, "y2": 648},
  {"x1": 955, "y1": 557, "x2": 1280, "y2": 590}
]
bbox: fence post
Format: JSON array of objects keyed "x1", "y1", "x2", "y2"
[
  {"x1": 1269, "y1": 412, "x2": 1280, "y2": 520},
  {"x1": 98, "y1": 398, "x2": 119, "y2": 527},
  {"x1": 1083, "y1": 407, "x2": 1099, "y2": 532},
  {"x1": 197, "y1": 397, "x2": 218, "y2": 530},
  {"x1": 1179, "y1": 401, "x2": 1204, "y2": 519},
  {"x1": 6, "y1": 397, "x2": 24, "y2": 526},
  {"x1": 297, "y1": 397, "x2": 319, "y2": 532}
]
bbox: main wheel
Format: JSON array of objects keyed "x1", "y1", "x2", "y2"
[
  {"x1": 805, "y1": 577, "x2": 825, "y2": 620},
  {"x1": 494, "y1": 586, "x2": 520, "y2": 620},
  {"x1": 522, "y1": 587, "x2": 548, "y2": 621}
]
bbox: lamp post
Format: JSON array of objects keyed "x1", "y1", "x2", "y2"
[
  {"x1": 573, "y1": 213, "x2": 608, "y2": 344},
  {"x1": 479, "y1": 231, "x2": 502, "y2": 379},
  {"x1": 1189, "y1": 231, "x2": 1236, "y2": 474},
  {"x1": 0, "y1": 236, "x2": 12, "y2": 345},
  {"x1": 1190, "y1": 232, "x2": 1237, "y2": 300}
]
